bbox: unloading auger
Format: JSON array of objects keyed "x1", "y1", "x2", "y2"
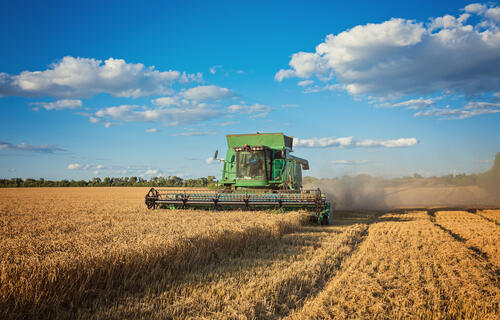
[{"x1": 145, "y1": 133, "x2": 331, "y2": 224}]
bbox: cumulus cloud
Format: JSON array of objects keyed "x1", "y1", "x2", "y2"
[
  {"x1": 356, "y1": 138, "x2": 419, "y2": 148},
  {"x1": 180, "y1": 85, "x2": 235, "y2": 100},
  {"x1": 87, "y1": 115, "x2": 113, "y2": 128},
  {"x1": 414, "y1": 101, "x2": 500, "y2": 119},
  {"x1": 0, "y1": 56, "x2": 202, "y2": 98},
  {"x1": 92, "y1": 103, "x2": 220, "y2": 126},
  {"x1": 391, "y1": 97, "x2": 436, "y2": 109},
  {"x1": 294, "y1": 136, "x2": 418, "y2": 148},
  {"x1": 276, "y1": 4, "x2": 500, "y2": 97},
  {"x1": 68, "y1": 163, "x2": 104, "y2": 171},
  {"x1": 209, "y1": 65, "x2": 222, "y2": 75},
  {"x1": 152, "y1": 96, "x2": 179, "y2": 106},
  {"x1": 294, "y1": 136, "x2": 355, "y2": 148},
  {"x1": 145, "y1": 169, "x2": 158, "y2": 175},
  {"x1": 31, "y1": 99, "x2": 82, "y2": 111},
  {"x1": 67, "y1": 163, "x2": 82, "y2": 170},
  {"x1": 331, "y1": 160, "x2": 371, "y2": 165},
  {"x1": 298, "y1": 80, "x2": 314, "y2": 87},
  {"x1": 145, "y1": 128, "x2": 159, "y2": 133},
  {"x1": 0, "y1": 141, "x2": 66, "y2": 153},
  {"x1": 227, "y1": 103, "x2": 272, "y2": 118}
]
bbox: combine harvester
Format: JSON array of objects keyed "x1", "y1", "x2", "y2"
[{"x1": 145, "y1": 133, "x2": 331, "y2": 224}]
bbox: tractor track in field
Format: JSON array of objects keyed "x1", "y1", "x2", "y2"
[
  {"x1": 475, "y1": 211, "x2": 500, "y2": 227},
  {"x1": 275, "y1": 224, "x2": 372, "y2": 319},
  {"x1": 426, "y1": 210, "x2": 500, "y2": 284}
]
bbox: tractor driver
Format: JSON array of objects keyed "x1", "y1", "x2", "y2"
[{"x1": 248, "y1": 152, "x2": 264, "y2": 177}]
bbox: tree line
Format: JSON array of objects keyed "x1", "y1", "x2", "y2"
[{"x1": 0, "y1": 176, "x2": 218, "y2": 188}]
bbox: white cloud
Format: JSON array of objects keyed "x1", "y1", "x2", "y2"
[
  {"x1": 303, "y1": 83, "x2": 343, "y2": 94},
  {"x1": 180, "y1": 85, "x2": 235, "y2": 100},
  {"x1": 152, "y1": 96, "x2": 179, "y2": 106},
  {"x1": 68, "y1": 163, "x2": 103, "y2": 171},
  {"x1": 227, "y1": 103, "x2": 272, "y2": 118},
  {"x1": 31, "y1": 99, "x2": 82, "y2": 110},
  {"x1": 0, "y1": 56, "x2": 202, "y2": 98},
  {"x1": 275, "y1": 52, "x2": 331, "y2": 81},
  {"x1": 414, "y1": 101, "x2": 500, "y2": 119},
  {"x1": 87, "y1": 115, "x2": 113, "y2": 128},
  {"x1": 0, "y1": 141, "x2": 66, "y2": 153},
  {"x1": 298, "y1": 80, "x2": 314, "y2": 87},
  {"x1": 355, "y1": 138, "x2": 419, "y2": 148},
  {"x1": 68, "y1": 163, "x2": 82, "y2": 170},
  {"x1": 281, "y1": 104, "x2": 299, "y2": 108},
  {"x1": 276, "y1": 4, "x2": 500, "y2": 97},
  {"x1": 145, "y1": 169, "x2": 158, "y2": 175},
  {"x1": 209, "y1": 65, "x2": 222, "y2": 75},
  {"x1": 92, "y1": 170, "x2": 100, "y2": 175},
  {"x1": 145, "y1": 128, "x2": 159, "y2": 133},
  {"x1": 294, "y1": 137, "x2": 355, "y2": 148},
  {"x1": 294, "y1": 136, "x2": 418, "y2": 148},
  {"x1": 464, "y1": 3, "x2": 486, "y2": 14},
  {"x1": 92, "y1": 103, "x2": 220, "y2": 126},
  {"x1": 331, "y1": 160, "x2": 371, "y2": 165},
  {"x1": 391, "y1": 98, "x2": 435, "y2": 109}
]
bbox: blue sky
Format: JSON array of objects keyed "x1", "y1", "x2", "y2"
[{"x1": 1, "y1": 0, "x2": 499, "y2": 180}]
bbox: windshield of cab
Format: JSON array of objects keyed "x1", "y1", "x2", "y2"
[{"x1": 236, "y1": 151, "x2": 266, "y2": 179}]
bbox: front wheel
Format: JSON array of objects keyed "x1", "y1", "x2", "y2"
[{"x1": 320, "y1": 214, "x2": 329, "y2": 225}]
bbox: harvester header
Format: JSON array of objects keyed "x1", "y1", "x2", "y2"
[{"x1": 145, "y1": 132, "x2": 331, "y2": 224}]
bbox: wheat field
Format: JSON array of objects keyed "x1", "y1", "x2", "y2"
[{"x1": 1, "y1": 188, "x2": 499, "y2": 319}]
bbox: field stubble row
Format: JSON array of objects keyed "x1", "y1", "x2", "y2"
[
  {"x1": 1, "y1": 188, "x2": 499, "y2": 319},
  {"x1": 288, "y1": 211, "x2": 500, "y2": 319},
  {"x1": 0, "y1": 188, "x2": 307, "y2": 318},
  {"x1": 434, "y1": 210, "x2": 500, "y2": 269}
]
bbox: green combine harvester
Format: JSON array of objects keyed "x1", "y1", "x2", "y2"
[{"x1": 145, "y1": 133, "x2": 331, "y2": 224}]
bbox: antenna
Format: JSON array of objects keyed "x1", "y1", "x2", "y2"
[{"x1": 212, "y1": 150, "x2": 225, "y2": 162}]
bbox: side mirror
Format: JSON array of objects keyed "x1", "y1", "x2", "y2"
[
  {"x1": 213, "y1": 150, "x2": 218, "y2": 160},
  {"x1": 281, "y1": 148, "x2": 286, "y2": 159}
]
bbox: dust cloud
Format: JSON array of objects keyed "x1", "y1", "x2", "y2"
[
  {"x1": 304, "y1": 152, "x2": 500, "y2": 210},
  {"x1": 306, "y1": 175, "x2": 388, "y2": 210}
]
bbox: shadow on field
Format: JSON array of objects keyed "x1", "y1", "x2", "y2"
[
  {"x1": 7, "y1": 210, "x2": 405, "y2": 319},
  {"x1": 76, "y1": 224, "x2": 348, "y2": 319}
]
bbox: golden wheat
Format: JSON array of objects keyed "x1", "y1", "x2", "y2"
[
  {"x1": 0, "y1": 188, "x2": 306, "y2": 318},
  {"x1": 478, "y1": 209, "x2": 500, "y2": 225},
  {"x1": 1, "y1": 188, "x2": 499, "y2": 319},
  {"x1": 435, "y1": 210, "x2": 500, "y2": 268},
  {"x1": 80, "y1": 213, "x2": 374, "y2": 319},
  {"x1": 288, "y1": 211, "x2": 500, "y2": 319}
]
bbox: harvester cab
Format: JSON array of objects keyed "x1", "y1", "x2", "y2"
[
  {"x1": 219, "y1": 133, "x2": 308, "y2": 191},
  {"x1": 145, "y1": 133, "x2": 331, "y2": 224}
]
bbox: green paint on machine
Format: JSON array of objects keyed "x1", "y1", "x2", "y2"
[{"x1": 145, "y1": 133, "x2": 331, "y2": 224}]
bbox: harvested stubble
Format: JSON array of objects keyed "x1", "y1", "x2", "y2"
[
  {"x1": 2, "y1": 188, "x2": 500, "y2": 320},
  {"x1": 288, "y1": 211, "x2": 500, "y2": 319},
  {"x1": 0, "y1": 188, "x2": 306, "y2": 318},
  {"x1": 477, "y1": 209, "x2": 500, "y2": 225},
  {"x1": 80, "y1": 212, "x2": 375, "y2": 319},
  {"x1": 434, "y1": 210, "x2": 500, "y2": 268}
]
